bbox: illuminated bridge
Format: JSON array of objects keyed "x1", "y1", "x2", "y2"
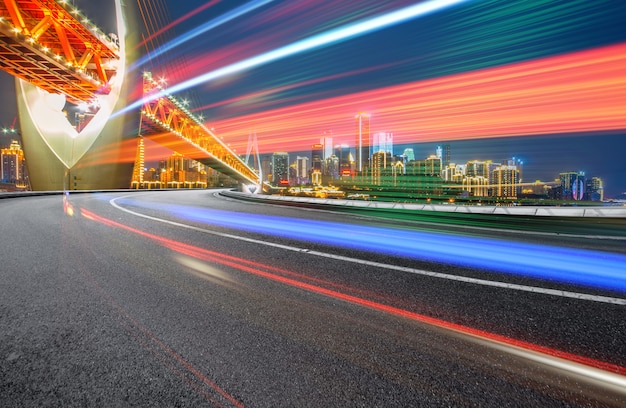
[
  {"x1": 135, "y1": 72, "x2": 259, "y2": 188},
  {"x1": 0, "y1": 0, "x2": 259, "y2": 191}
]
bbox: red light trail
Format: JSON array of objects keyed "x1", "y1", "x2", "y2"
[
  {"x1": 79, "y1": 207, "x2": 626, "y2": 379},
  {"x1": 208, "y1": 43, "x2": 626, "y2": 154}
]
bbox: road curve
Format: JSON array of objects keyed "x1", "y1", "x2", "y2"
[{"x1": 1, "y1": 189, "x2": 625, "y2": 407}]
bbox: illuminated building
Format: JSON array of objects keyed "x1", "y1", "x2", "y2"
[
  {"x1": 325, "y1": 155, "x2": 339, "y2": 180},
  {"x1": 442, "y1": 163, "x2": 465, "y2": 182},
  {"x1": 492, "y1": 165, "x2": 520, "y2": 198},
  {"x1": 272, "y1": 152, "x2": 290, "y2": 185},
  {"x1": 371, "y1": 151, "x2": 387, "y2": 185},
  {"x1": 462, "y1": 176, "x2": 489, "y2": 197},
  {"x1": 311, "y1": 144, "x2": 323, "y2": 174},
  {"x1": 321, "y1": 131, "x2": 333, "y2": 160},
  {"x1": 408, "y1": 154, "x2": 442, "y2": 177},
  {"x1": 161, "y1": 153, "x2": 186, "y2": 186},
  {"x1": 506, "y1": 157, "x2": 524, "y2": 183},
  {"x1": 354, "y1": 112, "x2": 370, "y2": 173},
  {"x1": 403, "y1": 148, "x2": 415, "y2": 162},
  {"x1": 296, "y1": 156, "x2": 310, "y2": 184},
  {"x1": 335, "y1": 144, "x2": 352, "y2": 177},
  {"x1": 560, "y1": 171, "x2": 585, "y2": 201},
  {"x1": 372, "y1": 132, "x2": 393, "y2": 156},
  {"x1": 586, "y1": 177, "x2": 604, "y2": 201},
  {"x1": 261, "y1": 156, "x2": 271, "y2": 183},
  {"x1": 436, "y1": 144, "x2": 451, "y2": 167},
  {"x1": 1, "y1": 140, "x2": 26, "y2": 185},
  {"x1": 466, "y1": 160, "x2": 490, "y2": 178}
]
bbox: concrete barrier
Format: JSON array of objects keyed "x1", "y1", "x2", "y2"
[{"x1": 221, "y1": 190, "x2": 626, "y2": 218}]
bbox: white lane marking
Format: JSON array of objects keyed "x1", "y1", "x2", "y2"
[{"x1": 110, "y1": 196, "x2": 626, "y2": 306}]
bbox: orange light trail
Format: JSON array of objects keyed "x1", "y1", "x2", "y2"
[
  {"x1": 79, "y1": 207, "x2": 626, "y2": 378},
  {"x1": 209, "y1": 43, "x2": 626, "y2": 154}
]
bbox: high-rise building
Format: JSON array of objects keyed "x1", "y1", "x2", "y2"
[
  {"x1": 434, "y1": 145, "x2": 452, "y2": 167},
  {"x1": 492, "y1": 165, "x2": 520, "y2": 198},
  {"x1": 462, "y1": 176, "x2": 489, "y2": 197},
  {"x1": 560, "y1": 171, "x2": 585, "y2": 200},
  {"x1": 311, "y1": 144, "x2": 323, "y2": 174},
  {"x1": 335, "y1": 144, "x2": 352, "y2": 176},
  {"x1": 271, "y1": 152, "x2": 290, "y2": 185},
  {"x1": 325, "y1": 155, "x2": 339, "y2": 179},
  {"x1": 321, "y1": 131, "x2": 333, "y2": 161},
  {"x1": 408, "y1": 155, "x2": 442, "y2": 177},
  {"x1": 586, "y1": 176, "x2": 604, "y2": 201},
  {"x1": 295, "y1": 156, "x2": 310, "y2": 184},
  {"x1": 162, "y1": 152, "x2": 186, "y2": 185},
  {"x1": 354, "y1": 112, "x2": 370, "y2": 173},
  {"x1": 261, "y1": 156, "x2": 271, "y2": 183},
  {"x1": 443, "y1": 163, "x2": 465, "y2": 183},
  {"x1": 371, "y1": 151, "x2": 387, "y2": 185},
  {"x1": 372, "y1": 132, "x2": 393, "y2": 155},
  {"x1": 403, "y1": 148, "x2": 415, "y2": 162},
  {"x1": 465, "y1": 160, "x2": 490, "y2": 178},
  {"x1": 1, "y1": 140, "x2": 26, "y2": 185}
]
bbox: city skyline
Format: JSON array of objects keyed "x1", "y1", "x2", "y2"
[{"x1": 1, "y1": 1, "x2": 625, "y2": 196}]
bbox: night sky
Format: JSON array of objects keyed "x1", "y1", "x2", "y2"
[{"x1": 1, "y1": 0, "x2": 625, "y2": 197}]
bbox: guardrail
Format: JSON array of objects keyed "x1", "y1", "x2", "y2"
[{"x1": 221, "y1": 190, "x2": 626, "y2": 218}]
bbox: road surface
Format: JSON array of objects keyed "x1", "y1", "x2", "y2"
[{"x1": 1, "y1": 189, "x2": 625, "y2": 406}]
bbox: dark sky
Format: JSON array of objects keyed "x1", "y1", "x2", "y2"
[{"x1": 1, "y1": 0, "x2": 625, "y2": 196}]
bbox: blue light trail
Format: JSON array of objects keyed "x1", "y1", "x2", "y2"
[
  {"x1": 114, "y1": 198, "x2": 626, "y2": 293},
  {"x1": 116, "y1": 0, "x2": 470, "y2": 116},
  {"x1": 132, "y1": 0, "x2": 275, "y2": 72}
]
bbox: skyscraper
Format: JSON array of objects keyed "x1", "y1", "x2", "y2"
[
  {"x1": 372, "y1": 132, "x2": 393, "y2": 155},
  {"x1": 272, "y1": 152, "x2": 290, "y2": 185},
  {"x1": 1, "y1": 140, "x2": 26, "y2": 185},
  {"x1": 371, "y1": 151, "x2": 387, "y2": 185},
  {"x1": 321, "y1": 130, "x2": 333, "y2": 161},
  {"x1": 311, "y1": 144, "x2": 323, "y2": 173},
  {"x1": 560, "y1": 171, "x2": 585, "y2": 200},
  {"x1": 403, "y1": 148, "x2": 415, "y2": 162},
  {"x1": 335, "y1": 144, "x2": 352, "y2": 176},
  {"x1": 586, "y1": 176, "x2": 604, "y2": 201},
  {"x1": 492, "y1": 165, "x2": 520, "y2": 198},
  {"x1": 295, "y1": 156, "x2": 310, "y2": 184},
  {"x1": 354, "y1": 112, "x2": 370, "y2": 173}
]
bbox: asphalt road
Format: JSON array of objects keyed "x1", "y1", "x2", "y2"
[{"x1": 1, "y1": 189, "x2": 625, "y2": 407}]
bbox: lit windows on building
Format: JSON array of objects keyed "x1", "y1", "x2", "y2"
[
  {"x1": 492, "y1": 165, "x2": 520, "y2": 198},
  {"x1": 272, "y1": 152, "x2": 290, "y2": 186},
  {"x1": 295, "y1": 156, "x2": 310, "y2": 184},
  {"x1": 462, "y1": 176, "x2": 489, "y2": 197},
  {"x1": 1, "y1": 140, "x2": 27, "y2": 185},
  {"x1": 586, "y1": 176, "x2": 604, "y2": 201},
  {"x1": 371, "y1": 151, "x2": 387, "y2": 185},
  {"x1": 560, "y1": 171, "x2": 585, "y2": 200}
]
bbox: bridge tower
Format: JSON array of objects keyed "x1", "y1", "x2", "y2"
[
  {"x1": 1, "y1": 0, "x2": 139, "y2": 190},
  {"x1": 245, "y1": 130, "x2": 262, "y2": 184}
]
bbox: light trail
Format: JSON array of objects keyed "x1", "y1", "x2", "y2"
[
  {"x1": 165, "y1": 0, "x2": 469, "y2": 95},
  {"x1": 109, "y1": 196, "x2": 626, "y2": 295},
  {"x1": 115, "y1": 0, "x2": 470, "y2": 116},
  {"x1": 139, "y1": 0, "x2": 222, "y2": 48},
  {"x1": 193, "y1": 61, "x2": 404, "y2": 112},
  {"x1": 78, "y1": 206, "x2": 626, "y2": 388},
  {"x1": 209, "y1": 42, "x2": 626, "y2": 153},
  {"x1": 133, "y1": 0, "x2": 274, "y2": 72}
]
